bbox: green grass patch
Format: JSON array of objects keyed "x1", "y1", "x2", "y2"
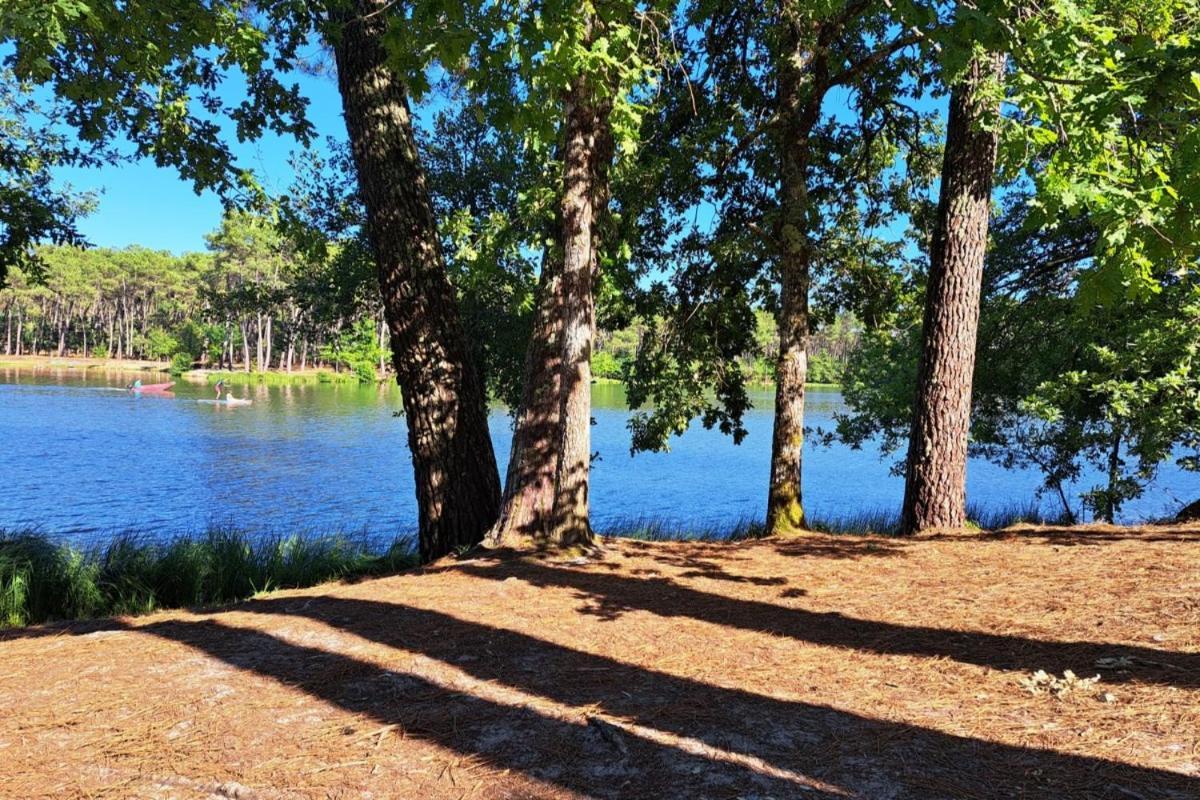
[
  {"x1": 0, "y1": 529, "x2": 418, "y2": 629},
  {"x1": 204, "y1": 370, "x2": 359, "y2": 386}
]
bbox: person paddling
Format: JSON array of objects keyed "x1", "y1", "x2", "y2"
[{"x1": 126, "y1": 379, "x2": 142, "y2": 392}]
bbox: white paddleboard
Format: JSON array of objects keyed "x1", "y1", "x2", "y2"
[{"x1": 197, "y1": 398, "x2": 253, "y2": 406}]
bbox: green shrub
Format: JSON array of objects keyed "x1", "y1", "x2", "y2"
[
  {"x1": 591, "y1": 350, "x2": 623, "y2": 380},
  {"x1": 138, "y1": 327, "x2": 181, "y2": 361},
  {"x1": 168, "y1": 352, "x2": 194, "y2": 375},
  {"x1": 90, "y1": 344, "x2": 109, "y2": 360}
]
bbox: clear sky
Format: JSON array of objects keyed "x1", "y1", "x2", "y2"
[{"x1": 52, "y1": 68, "x2": 352, "y2": 255}]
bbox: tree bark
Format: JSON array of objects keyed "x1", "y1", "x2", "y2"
[
  {"x1": 900, "y1": 52, "x2": 1007, "y2": 534},
  {"x1": 486, "y1": 238, "x2": 566, "y2": 546},
  {"x1": 765, "y1": 11, "x2": 824, "y2": 536},
  {"x1": 241, "y1": 321, "x2": 251, "y2": 372},
  {"x1": 330, "y1": 0, "x2": 501, "y2": 561},
  {"x1": 547, "y1": 81, "x2": 609, "y2": 548},
  {"x1": 485, "y1": 72, "x2": 611, "y2": 551}
]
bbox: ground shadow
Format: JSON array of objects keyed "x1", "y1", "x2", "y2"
[
  {"x1": 943, "y1": 523, "x2": 1200, "y2": 547},
  {"x1": 134, "y1": 616, "x2": 836, "y2": 798},
  {"x1": 201, "y1": 593, "x2": 1199, "y2": 800},
  {"x1": 447, "y1": 556, "x2": 1200, "y2": 689}
]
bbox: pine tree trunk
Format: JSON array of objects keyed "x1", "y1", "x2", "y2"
[
  {"x1": 544, "y1": 81, "x2": 611, "y2": 548},
  {"x1": 900, "y1": 52, "x2": 1007, "y2": 534},
  {"x1": 486, "y1": 239, "x2": 566, "y2": 546},
  {"x1": 331, "y1": 0, "x2": 500, "y2": 561}
]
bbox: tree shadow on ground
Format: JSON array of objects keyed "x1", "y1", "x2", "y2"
[
  {"x1": 598, "y1": 534, "x2": 906, "y2": 586},
  {"x1": 447, "y1": 555, "x2": 1200, "y2": 689},
  {"x1": 5, "y1": 583, "x2": 1198, "y2": 797},
  {"x1": 934, "y1": 523, "x2": 1200, "y2": 547},
  {"x1": 192, "y1": 593, "x2": 1199, "y2": 800}
]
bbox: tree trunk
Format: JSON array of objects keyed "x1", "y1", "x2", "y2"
[
  {"x1": 264, "y1": 315, "x2": 273, "y2": 372},
  {"x1": 1103, "y1": 427, "x2": 1122, "y2": 523},
  {"x1": 241, "y1": 321, "x2": 251, "y2": 372},
  {"x1": 486, "y1": 239, "x2": 566, "y2": 546},
  {"x1": 547, "y1": 81, "x2": 609, "y2": 547},
  {"x1": 900, "y1": 52, "x2": 1007, "y2": 534},
  {"x1": 331, "y1": 0, "x2": 500, "y2": 562},
  {"x1": 765, "y1": 14, "x2": 823, "y2": 536},
  {"x1": 57, "y1": 311, "x2": 69, "y2": 357}
]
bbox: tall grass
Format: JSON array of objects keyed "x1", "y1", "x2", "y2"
[
  {"x1": 603, "y1": 500, "x2": 1064, "y2": 541},
  {"x1": 803, "y1": 500, "x2": 1062, "y2": 535},
  {"x1": 600, "y1": 516, "x2": 767, "y2": 542},
  {"x1": 0, "y1": 529, "x2": 417, "y2": 629}
]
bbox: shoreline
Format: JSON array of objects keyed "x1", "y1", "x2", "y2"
[{"x1": 0, "y1": 356, "x2": 844, "y2": 390}]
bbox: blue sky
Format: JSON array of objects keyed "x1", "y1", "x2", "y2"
[{"x1": 53, "y1": 69, "x2": 351, "y2": 254}]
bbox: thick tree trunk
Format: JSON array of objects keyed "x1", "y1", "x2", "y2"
[
  {"x1": 765, "y1": 14, "x2": 822, "y2": 536},
  {"x1": 486, "y1": 241, "x2": 566, "y2": 546},
  {"x1": 546, "y1": 82, "x2": 609, "y2": 548},
  {"x1": 901, "y1": 52, "x2": 1007, "y2": 534},
  {"x1": 331, "y1": 0, "x2": 500, "y2": 561}
]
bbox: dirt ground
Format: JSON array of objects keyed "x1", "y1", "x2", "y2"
[{"x1": 1, "y1": 524, "x2": 1198, "y2": 799}]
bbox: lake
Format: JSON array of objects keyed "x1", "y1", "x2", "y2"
[{"x1": 1, "y1": 369, "x2": 1195, "y2": 543}]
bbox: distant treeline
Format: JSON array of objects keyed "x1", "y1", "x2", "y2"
[
  {"x1": 1, "y1": 213, "x2": 389, "y2": 380},
  {"x1": 2, "y1": 222, "x2": 859, "y2": 387}
]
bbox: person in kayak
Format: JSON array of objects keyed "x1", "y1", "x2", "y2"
[{"x1": 126, "y1": 379, "x2": 142, "y2": 392}]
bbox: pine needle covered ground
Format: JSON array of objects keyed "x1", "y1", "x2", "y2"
[{"x1": 1, "y1": 524, "x2": 1198, "y2": 799}]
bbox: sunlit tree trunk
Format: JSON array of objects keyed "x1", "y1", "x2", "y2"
[
  {"x1": 241, "y1": 321, "x2": 251, "y2": 372},
  {"x1": 901, "y1": 52, "x2": 1007, "y2": 534},
  {"x1": 486, "y1": 238, "x2": 565, "y2": 546},
  {"x1": 487, "y1": 77, "x2": 611, "y2": 551},
  {"x1": 545, "y1": 83, "x2": 600, "y2": 547},
  {"x1": 331, "y1": 0, "x2": 501, "y2": 561},
  {"x1": 264, "y1": 315, "x2": 273, "y2": 371},
  {"x1": 765, "y1": 9, "x2": 825, "y2": 536}
]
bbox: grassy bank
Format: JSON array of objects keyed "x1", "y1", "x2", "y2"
[
  {"x1": 2, "y1": 502, "x2": 1060, "y2": 629},
  {"x1": 0, "y1": 355, "x2": 170, "y2": 373},
  {"x1": 605, "y1": 500, "x2": 1060, "y2": 542},
  {"x1": 0, "y1": 529, "x2": 416, "y2": 628},
  {"x1": 1, "y1": 357, "x2": 845, "y2": 392},
  {"x1": 192, "y1": 369, "x2": 364, "y2": 386}
]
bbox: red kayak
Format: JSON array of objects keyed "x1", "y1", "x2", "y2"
[{"x1": 131, "y1": 382, "x2": 174, "y2": 395}]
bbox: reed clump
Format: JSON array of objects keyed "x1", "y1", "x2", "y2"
[{"x1": 0, "y1": 529, "x2": 417, "y2": 628}]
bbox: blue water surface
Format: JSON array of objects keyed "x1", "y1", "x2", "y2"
[{"x1": 1, "y1": 369, "x2": 1195, "y2": 543}]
